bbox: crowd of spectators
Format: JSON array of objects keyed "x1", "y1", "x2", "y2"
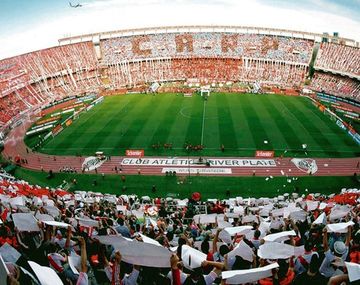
[
  {"x1": 107, "y1": 58, "x2": 308, "y2": 89},
  {"x1": 315, "y1": 43, "x2": 360, "y2": 76},
  {"x1": 0, "y1": 170, "x2": 360, "y2": 285},
  {"x1": 310, "y1": 72, "x2": 360, "y2": 101},
  {"x1": 102, "y1": 33, "x2": 313, "y2": 89},
  {"x1": 0, "y1": 42, "x2": 102, "y2": 124},
  {"x1": 33, "y1": 69, "x2": 101, "y2": 99},
  {"x1": 0, "y1": 58, "x2": 29, "y2": 97},
  {"x1": 15, "y1": 42, "x2": 99, "y2": 81},
  {"x1": 101, "y1": 33, "x2": 314, "y2": 64},
  {"x1": 0, "y1": 93, "x2": 27, "y2": 124}
]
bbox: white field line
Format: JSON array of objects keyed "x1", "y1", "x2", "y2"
[{"x1": 201, "y1": 100, "x2": 207, "y2": 145}]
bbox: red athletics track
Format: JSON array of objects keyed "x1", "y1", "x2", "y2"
[{"x1": 2, "y1": 119, "x2": 360, "y2": 177}]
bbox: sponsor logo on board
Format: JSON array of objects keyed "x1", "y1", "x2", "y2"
[
  {"x1": 125, "y1": 149, "x2": 144, "y2": 157},
  {"x1": 255, "y1": 150, "x2": 274, "y2": 158},
  {"x1": 291, "y1": 158, "x2": 318, "y2": 174}
]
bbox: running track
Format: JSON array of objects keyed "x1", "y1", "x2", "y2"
[{"x1": 3, "y1": 119, "x2": 360, "y2": 177}]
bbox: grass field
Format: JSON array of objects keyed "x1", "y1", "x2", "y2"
[
  {"x1": 13, "y1": 167, "x2": 360, "y2": 200},
  {"x1": 27, "y1": 93, "x2": 359, "y2": 158}
]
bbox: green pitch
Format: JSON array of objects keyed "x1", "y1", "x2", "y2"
[{"x1": 32, "y1": 93, "x2": 359, "y2": 158}]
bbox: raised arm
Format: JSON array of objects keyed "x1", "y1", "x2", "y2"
[
  {"x1": 65, "y1": 226, "x2": 72, "y2": 249},
  {"x1": 328, "y1": 274, "x2": 349, "y2": 285},
  {"x1": 290, "y1": 219, "x2": 299, "y2": 235},
  {"x1": 213, "y1": 228, "x2": 221, "y2": 254},
  {"x1": 15, "y1": 230, "x2": 28, "y2": 249},
  {"x1": 323, "y1": 227, "x2": 329, "y2": 252},
  {"x1": 78, "y1": 237, "x2": 87, "y2": 273},
  {"x1": 170, "y1": 254, "x2": 181, "y2": 285},
  {"x1": 201, "y1": 260, "x2": 225, "y2": 271},
  {"x1": 345, "y1": 226, "x2": 352, "y2": 247}
]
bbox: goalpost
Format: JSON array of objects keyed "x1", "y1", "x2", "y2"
[{"x1": 200, "y1": 86, "x2": 210, "y2": 99}]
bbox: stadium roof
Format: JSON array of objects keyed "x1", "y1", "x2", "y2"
[{"x1": 58, "y1": 25, "x2": 357, "y2": 46}]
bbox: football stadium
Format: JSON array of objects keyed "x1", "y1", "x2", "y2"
[{"x1": 0, "y1": 1, "x2": 359, "y2": 284}]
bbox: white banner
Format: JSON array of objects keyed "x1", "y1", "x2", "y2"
[
  {"x1": 28, "y1": 261, "x2": 63, "y2": 285},
  {"x1": 0, "y1": 255, "x2": 9, "y2": 285},
  {"x1": 346, "y1": 262, "x2": 360, "y2": 282},
  {"x1": 182, "y1": 245, "x2": 207, "y2": 269},
  {"x1": 43, "y1": 221, "x2": 72, "y2": 229},
  {"x1": 162, "y1": 168, "x2": 232, "y2": 174},
  {"x1": 228, "y1": 240, "x2": 254, "y2": 262},
  {"x1": 12, "y1": 213, "x2": 40, "y2": 232},
  {"x1": 223, "y1": 263, "x2": 279, "y2": 284},
  {"x1": 193, "y1": 214, "x2": 217, "y2": 224},
  {"x1": 122, "y1": 158, "x2": 276, "y2": 167},
  {"x1": 0, "y1": 243, "x2": 21, "y2": 263},
  {"x1": 263, "y1": 230, "x2": 297, "y2": 243},
  {"x1": 326, "y1": 221, "x2": 354, "y2": 233},
  {"x1": 258, "y1": 242, "x2": 304, "y2": 259},
  {"x1": 68, "y1": 254, "x2": 81, "y2": 275},
  {"x1": 313, "y1": 212, "x2": 327, "y2": 225},
  {"x1": 219, "y1": 226, "x2": 253, "y2": 244},
  {"x1": 77, "y1": 217, "x2": 99, "y2": 228},
  {"x1": 96, "y1": 236, "x2": 171, "y2": 268}
]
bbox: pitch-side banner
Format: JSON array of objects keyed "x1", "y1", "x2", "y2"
[
  {"x1": 255, "y1": 150, "x2": 274, "y2": 158},
  {"x1": 125, "y1": 149, "x2": 144, "y2": 157},
  {"x1": 121, "y1": 158, "x2": 276, "y2": 167}
]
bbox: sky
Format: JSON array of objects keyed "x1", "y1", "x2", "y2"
[{"x1": 0, "y1": 0, "x2": 359, "y2": 59}]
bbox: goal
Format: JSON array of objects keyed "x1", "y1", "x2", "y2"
[{"x1": 200, "y1": 86, "x2": 210, "y2": 97}]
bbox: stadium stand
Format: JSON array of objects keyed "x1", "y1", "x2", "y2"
[
  {"x1": 0, "y1": 170, "x2": 359, "y2": 284},
  {"x1": 310, "y1": 72, "x2": 360, "y2": 101},
  {"x1": 315, "y1": 42, "x2": 360, "y2": 76},
  {"x1": 102, "y1": 33, "x2": 313, "y2": 89},
  {"x1": 0, "y1": 42, "x2": 101, "y2": 124},
  {"x1": 100, "y1": 33, "x2": 313, "y2": 63}
]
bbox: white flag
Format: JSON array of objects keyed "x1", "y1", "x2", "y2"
[
  {"x1": 326, "y1": 221, "x2": 354, "y2": 233},
  {"x1": 228, "y1": 240, "x2": 254, "y2": 262},
  {"x1": 181, "y1": 245, "x2": 207, "y2": 269},
  {"x1": 263, "y1": 230, "x2": 296, "y2": 243},
  {"x1": 313, "y1": 213, "x2": 327, "y2": 225},
  {"x1": 223, "y1": 263, "x2": 279, "y2": 284},
  {"x1": 28, "y1": 261, "x2": 63, "y2": 285},
  {"x1": 345, "y1": 262, "x2": 360, "y2": 282}
]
